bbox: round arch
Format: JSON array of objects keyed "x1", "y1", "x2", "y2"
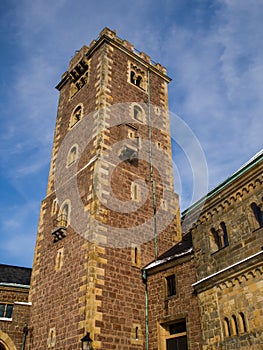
[{"x1": 0, "y1": 330, "x2": 17, "y2": 350}]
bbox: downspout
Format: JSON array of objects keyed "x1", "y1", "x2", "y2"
[
  {"x1": 22, "y1": 324, "x2": 28, "y2": 350},
  {"x1": 142, "y1": 269, "x2": 149, "y2": 350},
  {"x1": 147, "y1": 67, "x2": 158, "y2": 259}
]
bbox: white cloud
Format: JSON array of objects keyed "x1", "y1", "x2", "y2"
[
  {"x1": 158, "y1": 1, "x2": 263, "y2": 194},
  {"x1": 1, "y1": 0, "x2": 262, "y2": 266},
  {"x1": 0, "y1": 201, "x2": 39, "y2": 267}
]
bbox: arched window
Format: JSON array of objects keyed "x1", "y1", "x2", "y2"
[
  {"x1": 52, "y1": 201, "x2": 70, "y2": 242},
  {"x1": 250, "y1": 202, "x2": 263, "y2": 228},
  {"x1": 61, "y1": 203, "x2": 69, "y2": 226},
  {"x1": 56, "y1": 201, "x2": 70, "y2": 228},
  {"x1": 223, "y1": 317, "x2": 231, "y2": 337},
  {"x1": 67, "y1": 144, "x2": 78, "y2": 166},
  {"x1": 70, "y1": 104, "x2": 83, "y2": 128},
  {"x1": 210, "y1": 227, "x2": 220, "y2": 252},
  {"x1": 130, "y1": 70, "x2": 143, "y2": 88},
  {"x1": 239, "y1": 312, "x2": 247, "y2": 333},
  {"x1": 136, "y1": 75, "x2": 142, "y2": 88},
  {"x1": 133, "y1": 105, "x2": 143, "y2": 121},
  {"x1": 231, "y1": 315, "x2": 238, "y2": 335},
  {"x1": 130, "y1": 71, "x2": 136, "y2": 85},
  {"x1": 220, "y1": 222, "x2": 229, "y2": 247},
  {"x1": 130, "y1": 103, "x2": 145, "y2": 123},
  {"x1": 210, "y1": 222, "x2": 229, "y2": 253},
  {"x1": 51, "y1": 198, "x2": 58, "y2": 216},
  {"x1": 129, "y1": 63, "x2": 146, "y2": 90}
]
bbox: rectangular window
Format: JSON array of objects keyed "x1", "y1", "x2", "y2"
[
  {"x1": 170, "y1": 321, "x2": 186, "y2": 334},
  {"x1": 0, "y1": 304, "x2": 13, "y2": 318},
  {"x1": 166, "y1": 320, "x2": 188, "y2": 350},
  {"x1": 131, "y1": 182, "x2": 140, "y2": 202},
  {"x1": 166, "y1": 336, "x2": 188, "y2": 350},
  {"x1": 166, "y1": 274, "x2": 176, "y2": 297}
]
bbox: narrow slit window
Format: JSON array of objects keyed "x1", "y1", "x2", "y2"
[
  {"x1": 55, "y1": 248, "x2": 64, "y2": 271},
  {"x1": 220, "y1": 222, "x2": 229, "y2": 247},
  {"x1": 134, "y1": 247, "x2": 138, "y2": 265},
  {"x1": 51, "y1": 198, "x2": 58, "y2": 216},
  {"x1": 136, "y1": 75, "x2": 142, "y2": 87},
  {"x1": 131, "y1": 182, "x2": 140, "y2": 202},
  {"x1": 166, "y1": 274, "x2": 176, "y2": 297},
  {"x1": 135, "y1": 326, "x2": 139, "y2": 340},
  {"x1": 131, "y1": 245, "x2": 140, "y2": 267},
  {"x1": 130, "y1": 71, "x2": 136, "y2": 84},
  {"x1": 61, "y1": 204, "x2": 69, "y2": 227},
  {"x1": 232, "y1": 315, "x2": 238, "y2": 335},
  {"x1": 239, "y1": 312, "x2": 247, "y2": 333}
]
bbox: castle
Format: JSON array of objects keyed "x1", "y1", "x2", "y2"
[{"x1": 0, "y1": 28, "x2": 262, "y2": 350}]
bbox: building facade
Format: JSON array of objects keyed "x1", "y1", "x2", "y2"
[
  {"x1": 0, "y1": 265, "x2": 31, "y2": 350},
  {"x1": 0, "y1": 28, "x2": 262, "y2": 350},
  {"x1": 183, "y1": 150, "x2": 263, "y2": 350},
  {"x1": 27, "y1": 28, "x2": 181, "y2": 349},
  {"x1": 144, "y1": 232, "x2": 202, "y2": 350}
]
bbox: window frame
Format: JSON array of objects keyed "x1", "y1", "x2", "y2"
[
  {"x1": 159, "y1": 319, "x2": 188, "y2": 350},
  {"x1": 0, "y1": 303, "x2": 13, "y2": 319},
  {"x1": 69, "y1": 104, "x2": 83, "y2": 128},
  {"x1": 165, "y1": 274, "x2": 177, "y2": 298},
  {"x1": 66, "y1": 144, "x2": 79, "y2": 167},
  {"x1": 129, "y1": 103, "x2": 146, "y2": 123}
]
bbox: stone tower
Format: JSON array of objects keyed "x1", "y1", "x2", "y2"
[{"x1": 28, "y1": 28, "x2": 181, "y2": 349}]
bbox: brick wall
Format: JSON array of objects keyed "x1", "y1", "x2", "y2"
[
  {"x1": 147, "y1": 256, "x2": 202, "y2": 350},
  {"x1": 28, "y1": 28, "x2": 180, "y2": 349},
  {"x1": 0, "y1": 286, "x2": 30, "y2": 349}
]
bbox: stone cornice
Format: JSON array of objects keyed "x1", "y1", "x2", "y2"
[
  {"x1": 192, "y1": 250, "x2": 263, "y2": 293},
  {"x1": 182, "y1": 156, "x2": 263, "y2": 231},
  {"x1": 145, "y1": 252, "x2": 193, "y2": 276}
]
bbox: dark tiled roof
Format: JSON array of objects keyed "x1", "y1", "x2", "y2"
[
  {"x1": 144, "y1": 232, "x2": 193, "y2": 270},
  {"x1": 158, "y1": 232, "x2": 193, "y2": 260},
  {"x1": 0, "y1": 264, "x2": 32, "y2": 286}
]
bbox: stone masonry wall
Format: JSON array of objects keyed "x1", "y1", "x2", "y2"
[
  {"x1": 191, "y1": 158, "x2": 263, "y2": 349},
  {"x1": 29, "y1": 28, "x2": 180, "y2": 350},
  {"x1": 0, "y1": 286, "x2": 30, "y2": 350},
  {"x1": 147, "y1": 257, "x2": 202, "y2": 350}
]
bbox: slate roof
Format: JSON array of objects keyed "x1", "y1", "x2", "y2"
[
  {"x1": 144, "y1": 232, "x2": 193, "y2": 270},
  {"x1": 0, "y1": 264, "x2": 32, "y2": 286},
  {"x1": 158, "y1": 232, "x2": 193, "y2": 260}
]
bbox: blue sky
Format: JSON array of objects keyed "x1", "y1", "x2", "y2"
[{"x1": 0, "y1": 0, "x2": 262, "y2": 267}]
